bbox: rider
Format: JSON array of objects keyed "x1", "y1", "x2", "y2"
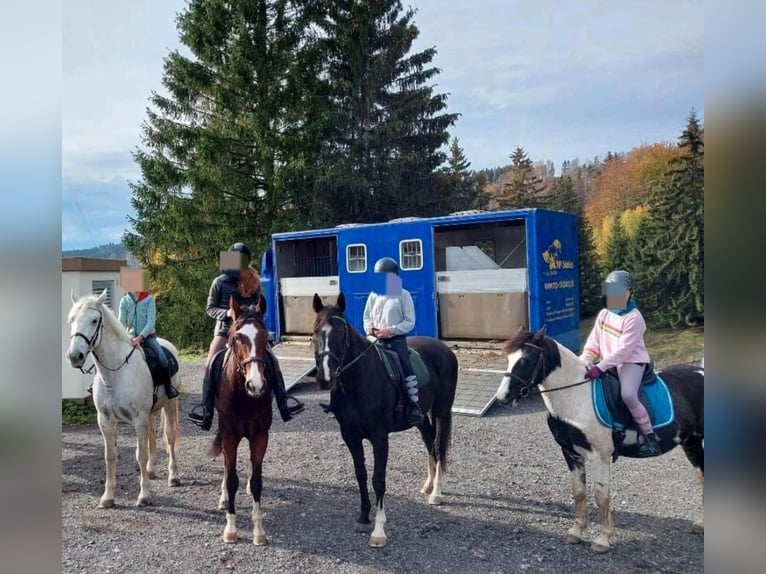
[
  {"x1": 188, "y1": 242, "x2": 303, "y2": 431},
  {"x1": 117, "y1": 286, "x2": 179, "y2": 400},
  {"x1": 580, "y1": 269, "x2": 660, "y2": 457},
  {"x1": 362, "y1": 256, "x2": 424, "y2": 427}
]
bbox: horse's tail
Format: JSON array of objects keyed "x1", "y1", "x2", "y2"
[{"x1": 208, "y1": 430, "x2": 223, "y2": 458}]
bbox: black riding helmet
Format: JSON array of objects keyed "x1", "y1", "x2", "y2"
[
  {"x1": 230, "y1": 242, "x2": 252, "y2": 262},
  {"x1": 374, "y1": 257, "x2": 398, "y2": 274}
]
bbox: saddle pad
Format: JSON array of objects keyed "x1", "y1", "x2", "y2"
[
  {"x1": 592, "y1": 373, "x2": 674, "y2": 430},
  {"x1": 374, "y1": 343, "x2": 430, "y2": 388},
  {"x1": 144, "y1": 344, "x2": 179, "y2": 382}
]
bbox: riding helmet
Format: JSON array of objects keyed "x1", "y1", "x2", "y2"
[
  {"x1": 229, "y1": 242, "x2": 252, "y2": 263},
  {"x1": 374, "y1": 257, "x2": 399, "y2": 274},
  {"x1": 602, "y1": 269, "x2": 633, "y2": 296}
]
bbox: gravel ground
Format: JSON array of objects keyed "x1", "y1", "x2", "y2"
[{"x1": 62, "y1": 356, "x2": 703, "y2": 574}]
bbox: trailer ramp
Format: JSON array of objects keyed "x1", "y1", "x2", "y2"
[
  {"x1": 450, "y1": 345, "x2": 508, "y2": 416},
  {"x1": 270, "y1": 340, "x2": 316, "y2": 391}
]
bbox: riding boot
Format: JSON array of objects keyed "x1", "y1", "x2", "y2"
[
  {"x1": 404, "y1": 375, "x2": 424, "y2": 426},
  {"x1": 638, "y1": 432, "x2": 661, "y2": 457},
  {"x1": 271, "y1": 366, "x2": 304, "y2": 422},
  {"x1": 188, "y1": 373, "x2": 216, "y2": 431},
  {"x1": 163, "y1": 364, "x2": 179, "y2": 400}
]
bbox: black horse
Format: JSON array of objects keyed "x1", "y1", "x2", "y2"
[{"x1": 311, "y1": 293, "x2": 458, "y2": 547}]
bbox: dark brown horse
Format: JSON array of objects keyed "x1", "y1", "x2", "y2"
[
  {"x1": 312, "y1": 292, "x2": 459, "y2": 547},
  {"x1": 207, "y1": 297, "x2": 273, "y2": 545}
]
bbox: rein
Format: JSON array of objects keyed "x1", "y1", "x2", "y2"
[
  {"x1": 315, "y1": 315, "x2": 378, "y2": 388},
  {"x1": 505, "y1": 341, "x2": 591, "y2": 398},
  {"x1": 71, "y1": 308, "x2": 137, "y2": 373}
]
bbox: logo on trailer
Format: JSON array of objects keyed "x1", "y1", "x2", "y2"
[{"x1": 541, "y1": 239, "x2": 574, "y2": 272}]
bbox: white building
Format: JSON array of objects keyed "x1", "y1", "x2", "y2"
[{"x1": 62, "y1": 257, "x2": 127, "y2": 399}]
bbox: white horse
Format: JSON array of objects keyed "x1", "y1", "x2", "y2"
[
  {"x1": 66, "y1": 290, "x2": 182, "y2": 507},
  {"x1": 495, "y1": 327, "x2": 704, "y2": 553}
]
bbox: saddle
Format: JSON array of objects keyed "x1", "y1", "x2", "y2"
[
  {"x1": 592, "y1": 362, "x2": 675, "y2": 433},
  {"x1": 142, "y1": 341, "x2": 180, "y2": 388},
  {"x1": 371, "y1": 339, "x2": 430, "y2": 432}
]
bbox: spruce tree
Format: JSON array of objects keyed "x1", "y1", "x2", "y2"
[
  {"x1": 641, "y1": 110, "x2": 704, "y2": 326},
  {"x1": 604, "y1": 217, "x2": 630, "y2": 272},
  {"x1": 498, "y1": 146, "x2": 545, "y2": 209},
  {"x1": 442, "y1": 137, "x2": 487, "y2": 212},
  {"x1": 124, "y1": 0, "x2": 327, "y2": 347},
  {"x1": 316, "y1": 0, "x2": 459, "y2": 222}
]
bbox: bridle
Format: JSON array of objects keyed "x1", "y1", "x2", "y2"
[
  {"x1": 314, "y1": 314, "x2": 377, "y2": 389},
  {"x1": 503, "y1": 341, "x2": 591, "y2": 398},
  {"x1": 226, "y1": 316, "x2": 267, "y2": 380},
  {"x1": 70, "y1": 306, "x2": 137, "y2": 374}
]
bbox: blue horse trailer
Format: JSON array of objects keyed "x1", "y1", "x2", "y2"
[{"x1": 259, "y1": 208, "x2": 580, "y2": 352}]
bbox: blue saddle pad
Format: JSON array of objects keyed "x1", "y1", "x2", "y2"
[{"x1": 592, "y1": 374, "x2": 674, "y2": 430}]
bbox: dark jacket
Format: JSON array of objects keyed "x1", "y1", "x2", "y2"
[{"x1": 206, "y1": 273, "x2": 263, "y2": 337}]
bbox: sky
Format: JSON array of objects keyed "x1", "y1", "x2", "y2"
[{"x1": 61, "y1": 0, "x2": 705, "y2": 251}]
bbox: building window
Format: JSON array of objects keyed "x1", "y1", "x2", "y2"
[
  {"x1": 92, "y1": 280, "x2": 115, "y2": 311},
  {"x1": 399, "y1": 239, "x2": 423, "y2": 270},
  {"x1": 346, "y1": 244, "x2": 367, "y2": 273}
]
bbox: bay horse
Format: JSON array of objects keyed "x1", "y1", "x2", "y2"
[
  {"x1": 494, "y1": 326, "x2": 704, "y2": 553},
  {"x1": 66, "y1": 290, "x2": 181, "y2": 508},
  {"x1": 206, "y1": 296, "x2": 274, "y2": 545},
  {"x1": 311, "y1": 293, "x2": 458, "y2": 547}
]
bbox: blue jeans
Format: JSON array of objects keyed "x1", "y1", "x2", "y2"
[{"x1": 143, "y1": 334, "x2": 168, "y2": 369}]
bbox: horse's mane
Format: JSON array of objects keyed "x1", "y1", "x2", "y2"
[
  {"x1": 69, "y1": 295, "x2": 133, "y2": 344},
  {"x1": 503, "y1": 328, "x2": 562, "y2": 366}
]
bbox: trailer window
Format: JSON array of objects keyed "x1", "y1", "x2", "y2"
[
  {"x1": 399, "y1": 239, "x2": 423, "y2": 271},
  {"x1": 346, "y1": 244, "x2": 367, "y2": 273}
]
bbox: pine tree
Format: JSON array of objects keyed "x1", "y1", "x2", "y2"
[
  {"x1": 498, "y1": 146, "x2": 545, "y2": 209},
  {"x1": 604, "y1": 217, "x2": 630, "y2": 272},
  {"x1": 441, "y1": 137, "x2": 487, "y2": 212},
  {"x1": 546, "y1": 175, "x2": 602, "y2": 317},
  {"x1": 641, "y1": 110, "x2": 704, "y2": 326},
  {"x1": 124, "y1": 0, "x2": 328, "y2": 347},
  {"x1": 316, "y1": 0, "x2": 459, "y2": 222}
]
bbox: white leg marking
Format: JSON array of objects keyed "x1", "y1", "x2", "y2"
[
  {"x1": 223, "y1": 512, "x2": 238, "y2": 543},
  {"x1": 369, "y1": 502, "x2": 387, "y2": 547},
  {"x1": 565, "y1": 465, "x2": 588, "y2": 543},
  {"x1": 421, "y1": 454, "x2": 436, "y2": 495},
  {"x1": 590, "y1": 456, "x2": 614, "y2": 553},
  {"x1": 252, "y1": 502, "x2": 268, "y2": 545},
  {"x1": 428, "y1": 460, "x2": 444, "y2": 505}
]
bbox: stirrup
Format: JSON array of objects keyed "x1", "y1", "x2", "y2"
[
  {"x1": 286, "y1": 396, "x2": 304, "y2": 415},
  {"x1": 188, "y1": 404, "x2": 207, "y2": 422}
]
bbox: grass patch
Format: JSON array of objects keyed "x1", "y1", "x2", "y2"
[
  {"x1": 178, "y1": 349, "x2": 207, "y2": 362},
  {"x1": 578, "y1": 315, "x2": 703, "y2": 367},
  {"x1": 62, "y1": 399, "x2": 97, "y2": 426}
]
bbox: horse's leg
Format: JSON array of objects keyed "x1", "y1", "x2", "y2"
[
  {"x1": 341, "y1": 429, "x2": 372, "y2": 533},
  {"x1": 369, "y1": 432, "x2": 390, "y2": 547},
  {"x1": 562, "y1": 448, "x2": 588, "y2": 544},
  {"x1": 428, "y1": 410, "x2": 452, "y2": 506},
  {"x1": 146, "y1": 412, "x2": 157, "y2": 480},
  {"x1": 218, "y1": 464, "x2": 229, "y2": 511},
  {"x1": 590, "y1": 454, "x2": 615, "y2": 553},
  {"x1": 417, "y1": 422, "x2": 436, "y2": 496},
  {"x1": 682, "y1": 435, "x2": 704, "y2": 534},
  {"x1": 222, "y1": 437, "x2": 240, "y2": 543},
  {"x1": 97, "y1": 412, "x2": 118, "y2": 508},
  {"x1": 249, "y1": 432, "x2": 269, "y2": 546},
  {"x1": 133, "y1": 412, "x2": 152, "y2": 506},
  {"x1": 162, "y1": 400, "x2": 181, "y2": 486}
]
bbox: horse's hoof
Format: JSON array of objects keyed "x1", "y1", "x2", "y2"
[
  {"x1": 420, "y1": 484, "x2": 433, "y2": 495},
  {"x1": 218, "y1": 502, "x2": 228, "y2": 511},
  {"x1": 428, "y1": 494, "x2": 443, "y2": 506},
  {"x1": 147, "y1": 471, "x2": 157, "y2": 480},
  {"x1": 98, "y1": 498, "x2": 114, "y2": 509},
  {"x1": 369, "y1": 535, "x2": 387, "y2": 547},
  {"x1": 253, "y1": 534, "x2": 268, "y2": 546},
  {"x1": 691, "y1": 522, "x2": 704, "y2": 535},
  {"x1": 590, "y1": 542, "x2": 610, "y2": 553},
  {"x1": 223, "y1": 531, "x2": 238, "y2": 544},
  {"x1": 564, "y1": 534, "x2": 583, "y2": 545},
  {"x1": 169, "y1": 477, "x2": 181, "y2": 487},
  {"x1": 354, "y1": 521, "x2": 373, "y2": 533},
  {"x1": 136, "y1": 497, "x2": 151, "y2": 507}
]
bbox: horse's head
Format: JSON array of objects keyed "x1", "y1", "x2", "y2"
[
  {"x1": 66, "y1": 289, "x2": 109, "y2": 369},
  {"x1": 495, "y1": 325, "x2": 560, "y2": 406},
  {"x1": 311, "y1": 292, "x2": 349, "y2": 391},
  {"x1": 227, "y1": 297, "x2": 269, "y2": 398}
]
